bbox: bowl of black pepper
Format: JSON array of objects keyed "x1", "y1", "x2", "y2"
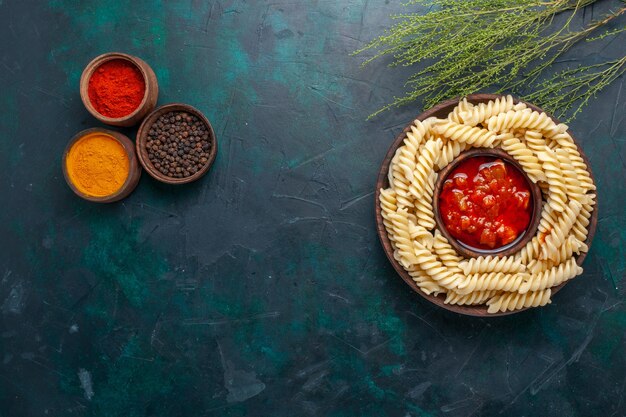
[{"x1": 136, "y1": 103, "x2": 217, "y2": 184}]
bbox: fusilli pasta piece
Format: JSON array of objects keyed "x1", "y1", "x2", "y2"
[
  {"x1": 414, "y1": 171, "x2": 437, "y2": 230},
  {"x1": 389, "y1": 153, "x2": 415, "y2": 209},
  {"x1": 433, "y1": 231, "x2": 462, "y2": 274},
  {"x1": 523, "y1": 130, "x2": 546, "y2": 154},
  {"x1": 571, "y1": 194, "x2": 595, "y2": 242},
  {"x1": 388, "y1": 208, "x2": 419, "y2": 268},
  {"x1": 436, "y1": 140, "x2": 466, "y2": 171},
  {"x1": 387, "y1": 147, "x2": 401, "y2": 186},
  {"x1": 379, "y1": 188, "x2": 397, "y2": 242},
  {"x1": 499, "y1": 134, "x2": 547, "y2": 182},
  {"x1": 549, "y1": 132, "x2": 596, "y2": 192},
  {"x1": 527, "y1": 235, "x2": 587, "y2": 273},
  {"x1": 519, "y1": 257, "x2": 582, "y2": 293},
  {"x1": 516, "y1": 236, "x2": 542, "y2": 264},
  {"x1": 407, "y1": 265, "x2": 444, "y2": 296},
  {"x1": 456, "y1": 271, "x2": 529, "y2": 295},
  {"x1": 406, "y1": 119, "x2": 430, "y2": 149},
  {"x1": 459, "y1": 95, "x2": 515, "y2": 127},
  {"x1": 408, "y1": 220, "x2": 434, "y2": 250},
  {"x1": 408, "y1": 138, "x2": 442, "y2": 200},
  {"x1": 541, "y1": 123, "x2": 569, "y2": 140},
  {"x1": 555, "y1": 148, "x2": 586, "y2": 202},
  {"x1": 487, "y1": 109, "x2": 559, "y2": 134},
  {"x1": 413, "y1": 240, "x2": 463, "y2": 290},
  {"x1": 537, "y1": 204, "x2": 559, "y2": 237},
  {"x1": 537, "y1": 148, "x2": 568, "y2": 213},
  {"x1": 445, "y1": 290, "x2": 498, "y2": 306},
  {"x1": 541, "y1": 199, "x2": 582, "y2": 261},
  {"x1": 486, "y1": 289, "x2": 551, "y2": 313},
  {"x1": 448, "y1": 98, "x2": 474, "y2": 124},
  {"x1": 432, "y1": 120, "x2": 497, "y2": 148},
  {"x1": 459, "y1": 255, "x2": 525, "y2": 275}
]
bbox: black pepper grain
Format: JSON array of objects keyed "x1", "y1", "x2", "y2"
[{"x1": 146, "y1": 111, "x2": 212, "y2": 179}]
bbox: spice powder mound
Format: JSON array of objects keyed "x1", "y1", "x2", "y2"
[
  {"x1": 87, "y1": 59, "x2": 146, "y2": 118},
  {"x1": 66, "y1": 133, "x2": 129, "y2": 197}
]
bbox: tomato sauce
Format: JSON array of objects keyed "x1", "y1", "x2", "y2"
[{"x1": 439, "y1": 156, "x2": 532, "y2": 250}]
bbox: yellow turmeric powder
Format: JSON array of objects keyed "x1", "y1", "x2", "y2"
[{"x1": 65, "y1": 132, "x2": 129, "y2": 197}]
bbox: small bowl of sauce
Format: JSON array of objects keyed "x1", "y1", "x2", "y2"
[{"x1": 433, "y1": 148, "x2": 542, "y2": 258}]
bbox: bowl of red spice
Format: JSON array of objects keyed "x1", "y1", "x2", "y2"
[
  {"x1": 80, "y1": 52, "x2": 158, "y2": 127},
  {"x1": 136, "y1": 103, "x2": 217, "y2": 185}
]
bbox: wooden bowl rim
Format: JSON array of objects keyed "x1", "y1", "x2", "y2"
[
  {"x1": 62, "y1": 128, "x2": 141, "y2": 203},
  {"x1": 80, "y1": 52, "x2": 153, "y2": 122},
  {"x1": 374, "y1": 93, "x2": 598, "y2": 317},
  {"x1": 432, "y1": 147, "x2": 543, "y2": 258},
  {"x1": 135, "y1": 103, "x2": 218, "y2": 185}
]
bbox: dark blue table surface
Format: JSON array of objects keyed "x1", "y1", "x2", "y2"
[{"x1": 1, "y1": 1, "x2": 625, "y2": 416}]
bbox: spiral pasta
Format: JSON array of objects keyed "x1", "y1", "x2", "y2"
[
  {"x1": 448, "y1": 98, "x2": 474, "y2": 124},
  {"x1": 407, "y1": 266, "x2": 444, "y2": 296},
  {"x1": 445, "y1": 290, "x2": 497, "y2": 306},
  {"x1": 549, "y1": 132, "x2": 596, "y2": 192},
  {"x1": 408, "y1": 220, "x2": 434, "y2": 250},
  {"x1": 388, "y1": 149, "x2": 414, "y2": 208},
  {"x1": 516, "y1": 236, "x2": 542, "y2": 264},
  {"x1": 541, "y1": 199, "x2": 582, "y2": 261},
  {"x1": 537, "y1": 148, "x2": 568, "y2": 213},
  {"x1": 527, "y1": 236, "x2": 587, "y2": 273},
  {"x1": 554, "y1": 148, "x2": 586, "y2": 202},
  {"x1": 436, "y1": 140, "x2": 466, "y2": 171},
  {"x1": 523, "y1": 130, "x2": 546, "y2": 154},
  {"x1": 379, "y1": 188, "x2": 398, "y2": 242},
  {"x1": 414, "y1": 171, "x2": 437, "y2": 230},
  {"x1": 499, "y1": 134, "x2": 547, "y2": 183},
  {"x1": 519, "y1": 257, "x2": 582, "y2": 293},
  {"x1": 379, "y1": 95, "x2": 595, "y2": 313},
  {"x1": 388, "y1": 208, "x2": 420, "y2": 268},
  {"x1": 413, "y1": 242, "x2": 463, "y2": 290},
  {"x1": 433, "y1": 121, "x2": 497, "y2": 148},
  {"x1": 459, "y1": 95, "x2": 515, "y2": 127},
  {"x1": 487, "y1": 109, "x2": 559, "y2": 134},
  {"x1": 408, "y1": 138, "x2": 442, "y2": 200},
  {"x1": 486, "y1": 289, "x2": 552, "y2": 314},
  {"x1": 433, "y1": 231, "x2": 462, "y2": 274},
  {"x1": 456, "y1": 271, "x2": 529, "y2": 295},
  {"x1": 572, "y1": 194, "x2": 595, "y2": 242},
  {"x1": 459, "y1": 255, "x2": 525, "y2": 275}
]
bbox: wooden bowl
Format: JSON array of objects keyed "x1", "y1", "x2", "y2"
[
  {"x1": 432, "y1": 148, "x2": 543, "y2": 258},
  {"x1": 80, "y1": 52, "x2": 158, "y2": 127},
  {"x1": 374, "y1": 93, "x2": 598, "y2": 317},
  {"x1": 62, "y1": 128, "x2": 141, "y2": 203},
  {"x1": 135, "y1": 103, "x2": 217, "y2": 185}
]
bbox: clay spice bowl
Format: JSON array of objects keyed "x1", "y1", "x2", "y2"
[
  {"x1": 80, "y1": 52, "x2": 158, "y2": 127},
  {"x1": 432, "y1": 148, "x2": 543, "y2": 259},
  {"x1": 62, "y1": 128, "x2": 141, "y2": 203},
  {"x1": 136, "y1": 103, "x2": 217, "y2": 185},
  {"x1": 374, "y1": 93, "x2": 598, "y2": 317}
]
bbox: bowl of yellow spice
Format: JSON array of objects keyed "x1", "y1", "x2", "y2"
[{"x1": 63, "y1": 128, "x2": 141, "y2": 202}]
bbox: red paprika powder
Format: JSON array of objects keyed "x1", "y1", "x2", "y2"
[{"x1": 87, "y1": 59, "x2": 145, "y2": 118}]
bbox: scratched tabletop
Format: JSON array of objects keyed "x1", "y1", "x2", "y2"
[{"x1": 1, "y1": 1, "x2": 625, "y2": 416}]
